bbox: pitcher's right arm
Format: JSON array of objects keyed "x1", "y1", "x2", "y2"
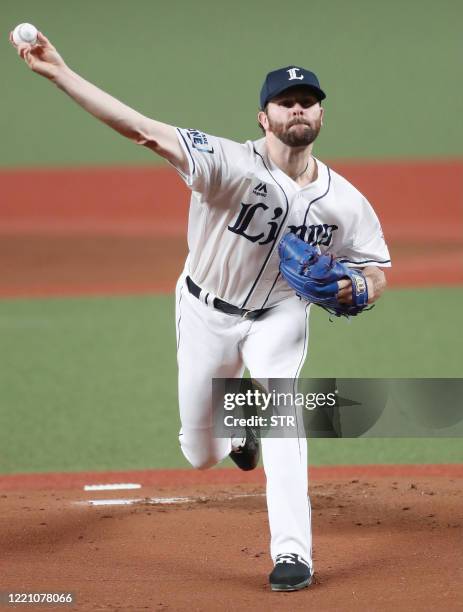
[{"x1": 10, "y1": 30, "x2": 188, "y2": 173}]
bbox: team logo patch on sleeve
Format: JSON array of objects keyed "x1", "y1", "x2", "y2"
[{"x1": 186, "y1": 129, "x2": 214, "y2": 153}]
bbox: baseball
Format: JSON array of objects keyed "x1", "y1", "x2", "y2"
[{"x1": 12, "y1": 23, "x2": 38, "y2": 45}]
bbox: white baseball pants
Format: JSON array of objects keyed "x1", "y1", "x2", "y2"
[{"x1": 175, "y1": 273, "x2": 312, "y2": 566}]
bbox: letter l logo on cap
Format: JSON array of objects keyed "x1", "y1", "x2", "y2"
[{"x1": 287, "y1": 67, "x2": 304, "y2": 81}]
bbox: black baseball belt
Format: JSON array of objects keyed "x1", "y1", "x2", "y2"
[{"x1": 185, "y1": 276, "x2": 270, "y2": 320}]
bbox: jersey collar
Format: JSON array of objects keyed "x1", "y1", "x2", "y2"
[{"x1": 251, "y1": 137, "x2": 328, "y2": 195}]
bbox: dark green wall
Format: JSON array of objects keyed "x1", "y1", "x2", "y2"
[{"x1": 2, "y1": 0, "x2": 461, "y2": 166}]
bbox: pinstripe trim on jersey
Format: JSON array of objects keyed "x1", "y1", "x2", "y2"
[
  {"x1": 302, "y1": 165, "x2": 332, "y2": 227},
  {"x1": 176, "y1": 128, "x2": 196, "y2": 177},
  {"x1": 338, "y1": 257, "x2": 391, "y2": 265},
  {"x1": 241, "y1": 148, "x2": 290, "y2": 309},
  {"x1": 260, "y1": 272, "x2": 281, "y2": 309},
  {"x1": 258, "y1": 163, "x2": 332, "y2": 309}
]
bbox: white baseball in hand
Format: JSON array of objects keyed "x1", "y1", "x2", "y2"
[{"x1": 12, "y1": 23, "x2": 38, "y2": 45}]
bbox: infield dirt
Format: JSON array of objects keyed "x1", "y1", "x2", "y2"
[
  {"x1": 0, "y1": 160, "x2": 461, "y2": 298},
  {"x1": 1, "y1": 466, "x2": 462, "y2": 611}
]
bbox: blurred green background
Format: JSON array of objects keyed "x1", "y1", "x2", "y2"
[
  {"x1": 1, "y1": 288, "x2": 461, "y2": 473},
  {"x1": 2, "y1": 0, "x2": 462, "y2": 166},
  {"x1": 0, "y1": 0, "x2": 461, "y2": 474}
]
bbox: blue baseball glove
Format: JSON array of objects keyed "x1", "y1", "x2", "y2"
[{"x1": 278, "y1": 232, "x2": 370, "y2": 317}]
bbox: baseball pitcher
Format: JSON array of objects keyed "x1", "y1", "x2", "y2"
[{"x1": 11, "y1": 31, "x2": 390, "y2": 591}]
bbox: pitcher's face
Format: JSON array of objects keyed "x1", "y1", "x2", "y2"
[{"x1": 259, "y1": 86, "x2": 324, "y2": 147}]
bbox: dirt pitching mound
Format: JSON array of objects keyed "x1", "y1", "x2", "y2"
[{"x1": 1, "y1": 470, "x2": 461, "y2": 611}]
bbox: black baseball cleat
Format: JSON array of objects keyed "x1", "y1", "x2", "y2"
[
  {"x1": 269, "y1": 553, "x2": 313, "y2": 592},
  {"x1": 229, "y1": 426, "x2": 259, "y2": 471}
]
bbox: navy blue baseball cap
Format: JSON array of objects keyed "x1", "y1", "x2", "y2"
[{"x1": 260, "y1": 66, "x2": 326, "y2": 109}]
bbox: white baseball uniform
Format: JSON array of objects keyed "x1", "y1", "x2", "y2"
[{"x1": 173, "y1": 127, "x2": 391, "y2": 566}]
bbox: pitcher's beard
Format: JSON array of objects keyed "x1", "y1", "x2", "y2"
[{"x1": 268, "y1": 118, "x2": 320, "y2": 147}]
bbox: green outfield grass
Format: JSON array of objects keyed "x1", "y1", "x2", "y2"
[
  {"x1": 0, "y1": 287, "x2": 461, "y2": 474},
  {"x1": 1, "y1": 0, "x2": 461, "y2": 166},
  {"x1": 2, "y1": 0, "x2": 460, "y2": 477}
]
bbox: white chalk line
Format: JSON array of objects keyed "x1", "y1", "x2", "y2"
[
  {"x1": 84, "y1": 483, "x2": 142, "y2": 491},
  {"x1": 85, "y1": 496, "x2": 192, "y2": 506},
  {"x1": 75, "y1": 492, "x2": 265, "y2": 507}
]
